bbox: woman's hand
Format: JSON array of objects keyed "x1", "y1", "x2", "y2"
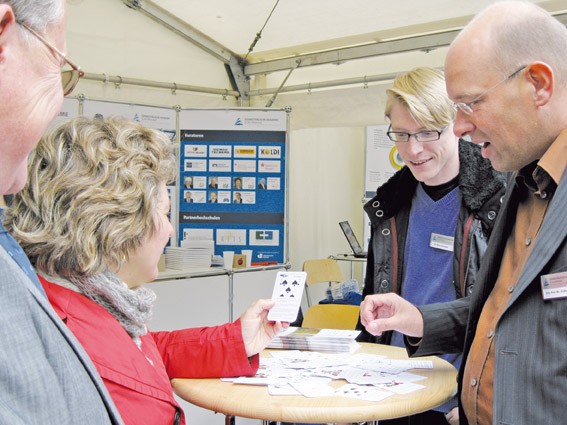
[{"x1": 239, "y1": 299, "x2": 289, "y2": 356}]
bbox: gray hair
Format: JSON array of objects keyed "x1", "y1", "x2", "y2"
[{"x1": 3, "y1": 0, "x2": 64, "y2": 33}]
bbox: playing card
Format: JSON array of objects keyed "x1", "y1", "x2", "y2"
[
  {"x1": 335, "y1": 384, "x2": 394, "y2": 402},
  {"x1": 267, "y1": 271, "x2": 306, "y2": 322},
  {"x1": 268, "y1": 384, "x2": 302, "y2": 396},
  {"x1": 289, "y1": 378, "x2": 334, "y2": 397},
  {"x1": 377, "y1": 381, "x2": 426, "y2": 394}
]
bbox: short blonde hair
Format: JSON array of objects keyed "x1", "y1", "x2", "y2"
[
  {"x1": 384, "y1": 67, "x2": 455, "y2": 130},
  {"x1": 5, "y1": 116, "x2": 176, "y2": 278}
]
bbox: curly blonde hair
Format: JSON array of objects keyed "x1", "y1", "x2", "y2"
[
  {"x1": 5, "y1": 116, "x2": 176, "y2": 278},
  {"x1": 384, "y1": 67, "x2": 456, "y2": 131}
]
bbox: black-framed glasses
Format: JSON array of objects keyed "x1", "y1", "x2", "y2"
[
  {"x1": 453, "y1": 65, "x2": 526, "y2": 115},
  {"x1": 18, "y1": 21, "x2": 84, "y2": 96},
  {"x1": 386, "y1": 125, "x2": 446, "y2": 143}
]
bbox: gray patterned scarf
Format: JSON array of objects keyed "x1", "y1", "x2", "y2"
[{"x1": 42, "y1": 271, "x2": 156, "y2": 347}]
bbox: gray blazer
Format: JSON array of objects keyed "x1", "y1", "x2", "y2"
[
  {"x1": 0, "y1": 248, "x2": 123, "y2": 424},
  {"x1": 416, "y1": 170, "x2": 567, "y2": 425}
]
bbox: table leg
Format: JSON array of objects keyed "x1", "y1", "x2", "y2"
[
  {"x1": 227, "y1": 271, "x2": 234, "y2": 322},
  {"x1": 224, "y1": 414, "x2": 235, "y2": 425}
]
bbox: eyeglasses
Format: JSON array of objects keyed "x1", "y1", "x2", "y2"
[
  {"x1": 386, "y1": 125, "x2": 446, "y2": 143},
  {"x1": 18, "y1": 22, "x2": 84, "y2": 96},
  {"x1": 453, "y1": 66, "x2": 526, "y2": 115}
]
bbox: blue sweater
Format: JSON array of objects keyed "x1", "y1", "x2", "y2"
[{"x1": 391, "y1": 184, "x2": 462, "y2": 412}]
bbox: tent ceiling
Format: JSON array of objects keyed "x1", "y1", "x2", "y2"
[
  {"x1": 67, "y1": 0, "x2": 567, "y2": 100},
  {"x1": 149, "y1": 0, "x2": 565, "y2": 61}
]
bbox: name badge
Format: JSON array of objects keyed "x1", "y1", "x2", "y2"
[
  {"x1": 541, "y1": 271, "x2": 567, "y2": 300},
  {"x1": 430, "y1": 233, "x2": 454, "y2": 252}
]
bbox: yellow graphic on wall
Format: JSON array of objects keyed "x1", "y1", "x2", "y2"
[{"x1": 389, "y1": 146, "x2": 405, "y2": 170}]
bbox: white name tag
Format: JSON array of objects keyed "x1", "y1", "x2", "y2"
[
  {"x1": 430, "y1": 233, "x2": 454, "y2": 252},
  {"x1": 540, "y1": 271, "x2": 567, "y2": 300}
]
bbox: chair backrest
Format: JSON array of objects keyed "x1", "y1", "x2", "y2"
[
  {"x1": 302, "y1": 304, "x2": 360, "y2": 330},
  {"x1": 302, "y1": 258, "x2": 344, "y2": 307}
]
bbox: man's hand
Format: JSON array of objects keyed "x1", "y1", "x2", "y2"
[
  {"x1": 445, "y1": 407, "x2": 459, "y2": 425},
  {"x1": 360, "y1": 293, "x2": 424, "y2": 338},
  {"x1": 239, "y1": 299, "x2": 289, "y2": 357}
]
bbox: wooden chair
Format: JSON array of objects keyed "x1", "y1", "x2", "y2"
[
  {"x1": 300, "y1": 258, "x2": 359, "y2": 330},
  {"x1": 302, "y1": 258, "x2": 344, "y2": 307},
  {"x1": 302, "y1": 303, "x2": 360, "y2": 330}
]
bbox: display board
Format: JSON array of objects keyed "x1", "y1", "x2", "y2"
[
  {"x1": 81, "y1": 100, "x2": 177, "y2": 138},
  {"x1": 364, "y1": 125, "x2": 403, "y2": 198},
  {"x1": 178, "y1": 109, "x2": 288, "y2": 265}
]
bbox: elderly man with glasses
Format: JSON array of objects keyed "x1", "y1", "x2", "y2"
[
  {"x1": 357, "y1": 67, "x2": 506, "y2": 425},
  {"x1": 0, "y1": 1, "x2": 122, "y2": 424}
]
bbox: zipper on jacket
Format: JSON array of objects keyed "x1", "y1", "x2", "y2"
[
  {"x1": 390, "y1": 216, "x2": 399, "y2": 294},
  {"x1": 173, "y1": 407, "x2": 181, "y2": 425},
  {"x1": 459, "y1": 214, "x2": 475, "y2": 297}
]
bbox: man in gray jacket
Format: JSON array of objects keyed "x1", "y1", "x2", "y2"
[
  {"x1": 360, "y1": 2, "x2": 567, "y2": 424},
  {"x1": 0, "y1": 0, "x2": 122, "y2": 423}
]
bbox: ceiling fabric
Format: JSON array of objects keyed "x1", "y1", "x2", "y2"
[{"x1": 66, "y1": 0, "x2": 567, "y2": 102}]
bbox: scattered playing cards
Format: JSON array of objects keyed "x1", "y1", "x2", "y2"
[{"x1": 231, "y1": 350, "x2": 430, "y2": 402}]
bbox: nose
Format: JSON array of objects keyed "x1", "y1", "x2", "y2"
[
  {"x1": 453, "y1": 109, "x2": 475, "y2": 140},
  {"x1": 405, "y1": 136, "x2": 424, "y2": 154}
]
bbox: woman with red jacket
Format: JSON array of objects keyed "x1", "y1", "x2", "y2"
[{"x1": 5, "y1": 116, "x2": 287, "y2": 425}]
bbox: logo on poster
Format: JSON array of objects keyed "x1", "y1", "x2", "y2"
[
  {"x1": 260, "y1": 148, "x2": 281, "y2": 156},
  {"x1": 256, "y1": 230, "x2": 274, "y2": 240}
]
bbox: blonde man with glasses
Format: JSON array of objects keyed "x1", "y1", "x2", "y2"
[
  {"x1": 361, "y1": 2, "x2": 567, "y2": 425},
  {"x1": 357, "y1": 67, "x2": 506, "y2": 425},
  {"x1": 0, "y1": 1, "x2": 122, "y2": 424}
]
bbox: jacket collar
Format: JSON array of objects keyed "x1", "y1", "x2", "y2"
[{"x1": 364, "y1": 139, "x2": 506, "y2": 223}]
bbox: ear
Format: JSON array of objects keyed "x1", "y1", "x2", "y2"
[
  {"x1": 525, "y1": 62, "x2": 553, "y2": 107},
  {"x1": 0, "y1": 5, "x2": 17, "y2": 56}
]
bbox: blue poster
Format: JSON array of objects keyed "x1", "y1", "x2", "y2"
[{"x1": 178, "y1": 109, "x2": 287, "y2": 265}]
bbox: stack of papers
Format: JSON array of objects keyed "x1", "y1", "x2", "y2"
[
  {"x1": 267, "y1": 327, "x2": 361, "y2": 353},
  {"x1": 166, "y1": 239, "x2": 214, "y2": 269}
]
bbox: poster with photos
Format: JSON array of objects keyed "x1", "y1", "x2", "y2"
[{"x1": 178, "y1": 109, "x2": 288, "y2": 265}]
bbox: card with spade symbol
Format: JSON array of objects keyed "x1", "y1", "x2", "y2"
[{"x1": 267, "y1": 271, "x2": 306, "y2": 322}]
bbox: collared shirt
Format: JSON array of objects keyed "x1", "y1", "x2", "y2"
[
  {"x1": 0, "y1": 210, "x2": 45, "y2": 296},
  {"x1": 461, "y1": 129, "x2": 567, "y2": 424}
]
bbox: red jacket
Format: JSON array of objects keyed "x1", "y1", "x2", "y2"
[{"x1": 40, "y1": 277, "x2": 259, "y2": 425}]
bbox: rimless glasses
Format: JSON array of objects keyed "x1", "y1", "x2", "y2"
[{"x1": 453, "y1": 66, "x2": 526, "y2": 115}]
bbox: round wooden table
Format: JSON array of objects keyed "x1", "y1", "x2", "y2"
[{"x1": 172, "y1": 343, "x2": 457, "y2": 424}]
